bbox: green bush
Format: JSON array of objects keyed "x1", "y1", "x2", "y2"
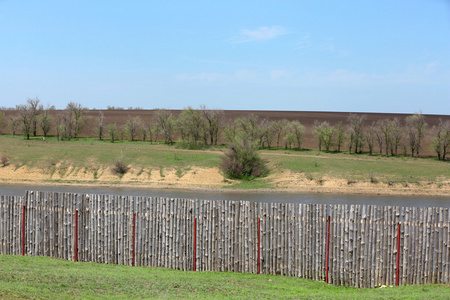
[{"x1": 221, "y1": 138, "x2": 268, "y2": 180}]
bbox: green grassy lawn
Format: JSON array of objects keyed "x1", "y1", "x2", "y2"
[
  {"x1": 0, "y1": 135, "x2": 448, "y2": 189},
  {"x1": 0, "y1": 255, "x2": 448, "y2": 299},
  {"x1": 261, "y1": 148, "x2": 449, "y2": 185},
  {"x1": 0, "y1": 135, "x2": 221, "y2": 170}
]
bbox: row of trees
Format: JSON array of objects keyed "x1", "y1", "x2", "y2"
[
  {"x1": 1, "y1": 98, "x2": 449, "y2": 160},
  {"x1": 312, "y1": 113, "x2": 449, "y2": 160},
  {"x1": 96, "y1": 106, "x2": 224, "y2": 146},
  {"x1": 5, "y1": 98, "x2": 88, "y2": 141}
]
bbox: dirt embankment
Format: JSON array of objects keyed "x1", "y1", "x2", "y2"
[{"x1": 0, "y1": 164, "x2": 448, "y2": 197}]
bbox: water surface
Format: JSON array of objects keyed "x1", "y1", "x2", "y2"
[{"x1": 0, "y1": 183, "x2": 448, "y2": 208}]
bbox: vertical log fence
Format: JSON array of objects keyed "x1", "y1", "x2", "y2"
[{"x1": 0, "y1": 191, "x2": 449, "y2": 288}]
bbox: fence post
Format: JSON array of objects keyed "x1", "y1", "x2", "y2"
[
  {"x1": 326, "y1": 215, "x2": 330, "y2": 283},
  {"x1": 74, "y1": 210, "x2": 78, "y2": 262},
  {"x1": 193, "y1": 218, "x2": 197, "y2": 271},
  {"x1": 22, "y1": 205, "x2": 26, "y2": 256},
  {"x1": 133, "y1": 212, "x2": 136, "y2": 267},
  {"x1": 396, "y1": 222, "x2": 401, "y2": 286},
  {"x1": 258, "y1": 216, "x2": 261, "y2": 274}
]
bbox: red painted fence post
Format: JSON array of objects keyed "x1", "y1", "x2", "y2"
[
  {"x1": 22, "y1": 205, "x2": 26, "y2": 256},
  {"x1": 258, "y1": 216, "x2": 261, "y2": 274},
  {"x1": 74, "y1": 210, "x2": 78, "y2": 262},
  {"x1": 193, "y1": 218, "x2": 197, "y2": 271},
  {"x1": 326, "y1": 216, "x2": 330, "y2": 284},
  {"x1": 133, "y1": 212, "x2": 136, "y2": 267},
  {"x1": 396, "y1": 222, "x2": 401, "y2": 286}
]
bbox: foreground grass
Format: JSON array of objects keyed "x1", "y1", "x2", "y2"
[
  {"x1": 0, "y1": 135, "x2": 448, "y2": 189},
  {"x1": 0, "y1": 255, "x2": 449, "y2": 299}
]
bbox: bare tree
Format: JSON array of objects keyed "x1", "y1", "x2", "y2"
[
  {"x1": 147, "y1": 122, "x2": 159, "y2": 144},
  {"x1": 259, "y1": 119, "x2": 275, "y2": 149},
  {"x1": 406, "y1": 112, "x2": 427, "y2": 157},
  {"x1": 0, "y1": 112, "x2": 4, "y2": 134},
  {"x1": 27, "y1": 97, "x2": 43, "y2": 137},
  {"x1": 108, "y1": 123, "x2": 118, "y2": 143},
  {"x1": 17, "y1": 104, "x2": 33, "y2": 140},
  {"x1": 177, "y1": 107, "x2": 205, "y2": 147},
  {"x1": 223, "y1": 120, "x2": 239, "y2": 144},
  {"x1": 313, "y1": 121, "x2": 334, "y2": 152},
  {"x1": 390, "y1": 118, "x2": 403, "y2": 156},
  {"x1": 373, "y1": 124, "x2": 384, "y2": 155},
  {"x1": 60, "y1": 110, "x2": 73, "y2": 140},
  {"x1": 284, "y1": 126, "x2": 295, "y2": 149},
  {"x1": 235, "y1": 113, "x2": 260, "y2": 144},
  {"x1": 55, "y1": 113, "x2": 65, "y2": 141},
  {"x1": 430, "y1": 119, "x2": 450, "y2": 161},
  {"x1": 313, "y1": 120, "x2": 324, "y2": 151},
  {"x1": 377, "y1": 119, "x2": 392, "y2": 157},
  {"x1": 124, "y1": 116, "x2": 143, "y2": 141},
  {"x1": 140, "y1": 125, "x2": 147, "y2": 141},
  {"x1": 285, "y1": 120, "x2": 305, "y2": 151},
  {"x1": 272, "y1": 119, "x2": 289, "y2": 149},
  {"x1": 200, "y1": 105, "x2": 223, "y2": 145},
  {"x1": 347, "y1": 114, "x2": 366, "y2": 154},
  {"x1": 155, "y1": 109, "x2": 176, "y2": 144},
  {"x1": 66, "y1": 102, "x2": 89, "y2": 138},
  {"x1": 95, "y1": 111, "x2": 105, "y2": 140},
  {"x1": 39, "y1": 107, "x2": 52, "y2": 138},
  {"x1": 334, "y1": 121, "x2": 346, "y2": 152},
  {"x1": 8, "y1": 115, "x2": 21, "y2": 136},
  {"x1": 364, "y1": 122, "x2": 377, "y2": 155}
]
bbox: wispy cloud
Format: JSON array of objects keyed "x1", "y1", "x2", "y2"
[
  {"x1": 296, "y1": 35, "x2": 350, "y2": 57},
  {"x1": 232, "y1": 26, "x2": 287, "y2": 43}
]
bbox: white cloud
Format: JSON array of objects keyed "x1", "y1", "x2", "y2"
[{"x1": 233, "y1": 26, "x2": 287, "y2": 43}]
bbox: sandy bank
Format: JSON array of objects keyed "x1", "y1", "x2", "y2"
[{"x1": 0, "y1": 164, "x2": 448, "y2": 197}]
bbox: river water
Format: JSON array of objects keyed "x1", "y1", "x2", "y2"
[{"x1": 0, "y1": 183, "x2": 449, "y2": 208}]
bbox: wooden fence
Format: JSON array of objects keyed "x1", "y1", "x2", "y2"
[{"x1": 0, "y1": 191, "x2": 449, "y2": 288}]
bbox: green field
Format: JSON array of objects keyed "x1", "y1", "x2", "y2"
[
  {"x1": 264, "y1": 149, "x2": 449, "y2": 184},
  {"x1": 0, "y1": 255, "x2": 449, "y2": 299},
  {"x1": 0, "y1": 134, "x2": 448, "y2": 189}
]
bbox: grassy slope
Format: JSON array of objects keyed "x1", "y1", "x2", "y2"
[
  {"x1": 0, "y1": 135, "x2": 220, "y2": 170},
  {"x1": 0, "y1": 255, "x2": 449, "y2": 299},
  {"x1": 0, "y1": 135, "x2": 448, "y2": 189},
  {"x1": 263, "y1": 149, "x2": 449, "y2": 184}
]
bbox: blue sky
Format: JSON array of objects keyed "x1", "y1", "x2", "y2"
[{"x1": 1, "y1": 0, "x2": 449, "y2": 114}]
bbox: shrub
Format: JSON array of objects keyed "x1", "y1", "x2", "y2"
[
  {"x1": 112, "y1": 160, "x2": 130, "y2": 177},
  {"x1": 221, "y1": 138, "x2": 268, "y2": 180},
  {"x1": 1, "y1": 156, "x2": 9, "y2": 167}
]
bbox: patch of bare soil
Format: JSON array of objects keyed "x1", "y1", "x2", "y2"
[{"x1": 0, "y1": 164, "x2": 448, "y2": 197}]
